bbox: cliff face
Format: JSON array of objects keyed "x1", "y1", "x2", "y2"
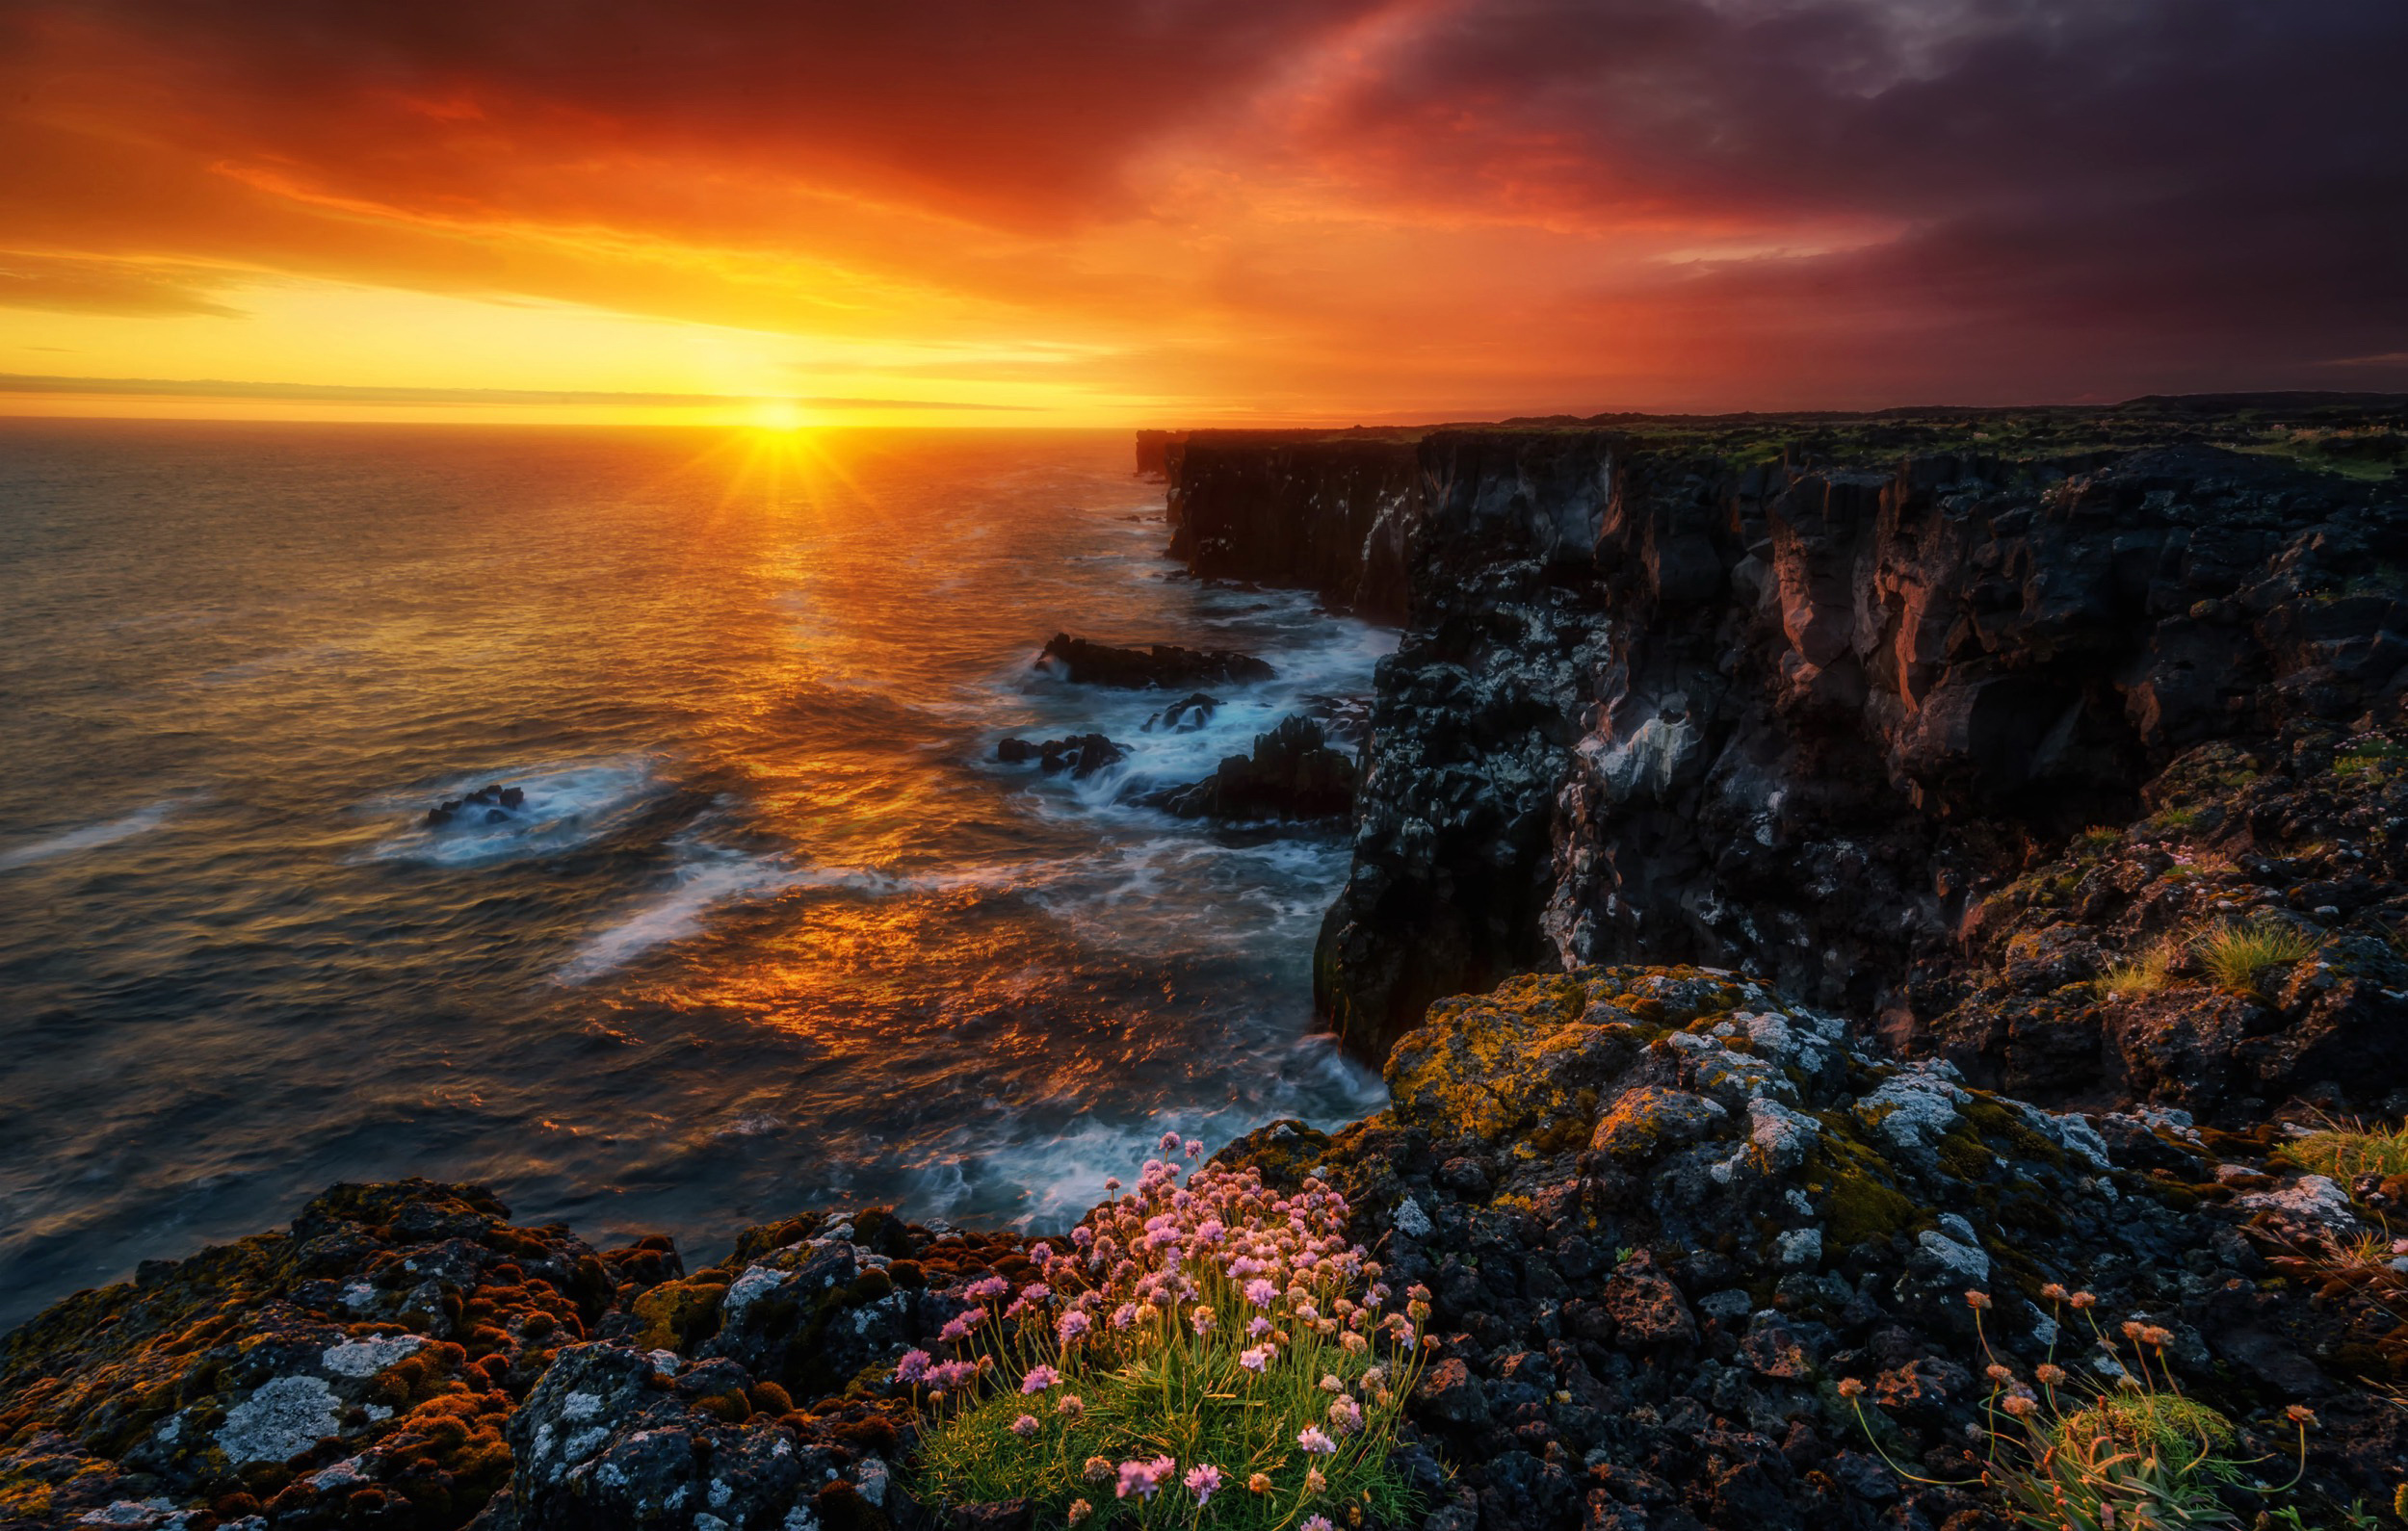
[
  {"x1": 1169, "y1": 429, "x2": 2408, "y2": 1113},
  {"x1": 1163, "y1": 431, "x2": 1425, "y2": 621}
]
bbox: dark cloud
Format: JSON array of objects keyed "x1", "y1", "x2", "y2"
[
  {"x1": 2, "y1": 0, "x2": 1379, "y2": 225},
  {"x1": 1291, "y1": 0, "x2": 2408, "y2": 385}
]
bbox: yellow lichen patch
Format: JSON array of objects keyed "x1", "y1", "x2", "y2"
[
  {"x1": 1385, "y1": 966, "x2": 1763, "y2": 1148},
  {"x1": 631, "y1": 1279, "x2": 729, "y2": 1353}
]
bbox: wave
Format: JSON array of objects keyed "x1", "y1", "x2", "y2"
[
  {"x1": 551, "y1": 844, "x2": 983, "y2": 984},
  {"x1": 0, "y1": 801, "x2": 180, "y2": 870},
  {"x1": 555, "y1": 842, "x2": 808, "y2": 982}
]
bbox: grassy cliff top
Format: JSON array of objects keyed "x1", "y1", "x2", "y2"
[{"x1": 1165, "y1": 391, "x2": 2408, "y2": 481}]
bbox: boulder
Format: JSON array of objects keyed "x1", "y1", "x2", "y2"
[
  {"x1": 1140, "y1": 692, "x2": 1218, "y2": 732},
  {"x1": 1143, "y1": 714, "x2": 1356, "y2": 820}
]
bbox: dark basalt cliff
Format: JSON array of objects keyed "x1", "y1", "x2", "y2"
[
  {"x1": 1165, "y1": 431, "x2": 1425, "y2": 622},
  {"x1": 1162, "y1": 421, "x2": 2408, "y2": 1119}
]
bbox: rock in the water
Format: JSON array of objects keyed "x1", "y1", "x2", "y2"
[
  {"x1": 1144, "y1": 714, "x2": 1356, "y2": 820},
  {"x1": 1034, "y1": 633, "x2": 1272, "y2": 688},
  {"x1": 994, "y1": 733, "x2": 1125, "y2": 779},
  {"x1": 425, "y1": 784, "x2": 524, "y2": 830},
  {"x1": 1141, "y1": 692, "x2": 1218, "y2": 732}
]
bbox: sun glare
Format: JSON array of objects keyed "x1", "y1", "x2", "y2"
[{"x1": 752, "y1": 400, "x2": 807, "y2": 431}]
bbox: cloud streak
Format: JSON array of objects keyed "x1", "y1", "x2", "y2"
[{"x1": 0, "y1": 374, "x2": 1034, "y2": 409}]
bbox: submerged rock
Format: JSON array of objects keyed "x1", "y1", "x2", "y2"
[
  {"x1": 1034, "y1": 634, "x2": 1272, "y2": 689},
  {"x1": 424, "y1": 785, "x2": 525, "y2": 828}
]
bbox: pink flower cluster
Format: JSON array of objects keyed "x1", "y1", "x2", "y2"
[{"x1": 1062, "y1": 1157, "x2": 1370, "y2": 1336}]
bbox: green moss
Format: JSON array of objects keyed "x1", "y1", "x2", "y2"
[
  {"x1": 632, "y1": 1278, "x2": 728, "y2": 1352},
  {"x1": 1959, "y1": 1095, "x2": 2070, "y2": 1169},
  {"x1": 1805, "y1": 1122, "x2": 1925, "y2": 1252}
]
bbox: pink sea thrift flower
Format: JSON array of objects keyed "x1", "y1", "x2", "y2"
[
  {"x1": 1058, "y1": 1310, "x2": 1091, "y2": 1344},
  {"x1": 1021, "y1": 1365, "x2": 1060, "y2": 1394},
  {"x1": 1009, "y1": 1414, "x2": 1038, "y2": 1438},
  {"x1": 1297, "y1": 1426, "x2": 1337, "y2": 1454},
  {"x1": 938, "y1": 1309, "x2": 985, "y2": 1343},
  {"x1": 1185, "y1": 1138, "x2": 1203, "y2": 1157},
  {"x1": 966, "y1": 1276, "x2": 1010, "y2": 1302},
  {"x1": 1240, "y1": 1344, "x2": 1273, "y2": 1372},
  {"x1": 1116, "y1": 1457, "x2": 1174, "y2": 1501},
  {"x1": 1057, "y1": 1394, "x2": 1085, "y2": 1418},
  {"x1": 1246, "y1": 1316, "x2": 1272, "y2": 1338},
  {"x1": 1184, "y1": 1465, "x2": 1222, "y2": 1505},
  {"x1": 1190, "y1": 1305, "x2": 1216, "y2": 1336},
  {"x1": 1304, "y1": 1515, "x2": 1335, "y2": 1531},
  {"x1": 1243, "y1": 1278, "x2": 1278, "y2": 1309},
  {"x1": 894, "y1": 1349, "x2": 931, "y2": 1384}
]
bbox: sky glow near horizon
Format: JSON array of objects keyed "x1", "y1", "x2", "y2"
[{"x1": 1, "y1": 0, "x2": 2403, "y2": 427}]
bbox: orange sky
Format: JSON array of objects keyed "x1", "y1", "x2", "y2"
[{"x1": 3, "y1": 0, "x2": 2403, "y2": 427}]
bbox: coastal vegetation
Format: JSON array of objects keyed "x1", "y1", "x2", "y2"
[{"x1": 904, "y1": 1146, "x2": 1428, "y2": 1527}]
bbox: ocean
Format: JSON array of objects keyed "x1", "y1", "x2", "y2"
[{"x1": 0, "y1": 421, "x2": 1391, "y2": 1329}]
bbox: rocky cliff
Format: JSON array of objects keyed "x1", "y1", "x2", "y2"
[{"x1": 1161, "y1": 413, "x2": 2408, "y2": 1121}]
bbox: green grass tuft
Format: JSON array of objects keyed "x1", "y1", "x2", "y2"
[
  {"x1": 2094, "y1": 938, "x2": 2183, "y2": 1001},
  {"x1": 2280, "y1": 1118, "x2": 2408, "y2": 1185},
  {"x1": 2191, "y1": 918, "x2": 2317, "y2": 994}
]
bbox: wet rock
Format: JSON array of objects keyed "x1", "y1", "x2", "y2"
[
  {"x1": 993, "y1": 734, "x2": 1125, "y2": 779},
  {"x1": 1034, "y1": 634, "x2": 1272, "y2": 689},
  {"x1": 1140, "y1": 692, "x2": 1218, "y2": 732},
  {"x1": 1144, "y1": 714, "x2": 1355, "y2": 821}
]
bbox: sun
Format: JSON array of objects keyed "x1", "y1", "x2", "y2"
[{"x1": 750, "y1": 399, "x2": 807, "y2": 431}]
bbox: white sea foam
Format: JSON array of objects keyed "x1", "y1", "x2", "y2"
[
  {"x1": 367, "y1": 759, "x2": 666, "y2": 867},
  {"x1": 554, "y1": 843, "x2": 811, "y2": 982},
  {"x1": 899, "y1": 1040, "x2": 1388, "y2": 1231},
  {"x1": 0, "y1": 801, "x2": 180, "y2": 870}
]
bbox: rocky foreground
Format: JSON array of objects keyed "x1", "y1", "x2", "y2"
[
  {"x1": 4, "y1": 965, "x2": 2404, "y2": 1530},
  {"x1": 8, "y1": 400, "x2": 2407, "y2": 1530}
]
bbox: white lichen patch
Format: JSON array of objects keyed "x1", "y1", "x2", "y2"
[
  {"x1": 217, "y1": 1375, "x2": 342, "y2": 1464},
  {"x1": 561, "y1": 1390, "x2": 603, "y2": 1423},
  {"x1": 722, "y1": 1265, "x2": 791, "y2": 1317},
  {"x1": 1857, "y1": 1066, "x2": 1969, "y2": 1155},
  {"x1": 856, "y1": 1457, "x2": 891, "y2": 1506},
  {"x1": 320, "y1": 1334, "x2": 424, "y2": 1377},
  {"x1": 1393, "y1": 1196, "x2": 1432, "y2": 1238},
  {"x1": 1916, "y1": 1229, "x2": 1991, "y2": 1283},
  {"x1": 1746, "y1": 1098, "x2": 1819, "y2": 1173},
  {"x1": 2236, "y1": 1174, "x2": 2359, "y2": 1235},
  {"x1": 1775, "y1": 1229, "x2": 1823, "y2": 1269}
]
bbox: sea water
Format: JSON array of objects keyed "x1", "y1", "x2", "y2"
[{"x1": 0, "y1": 422, "x2": 1392, "y2": 1328}]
